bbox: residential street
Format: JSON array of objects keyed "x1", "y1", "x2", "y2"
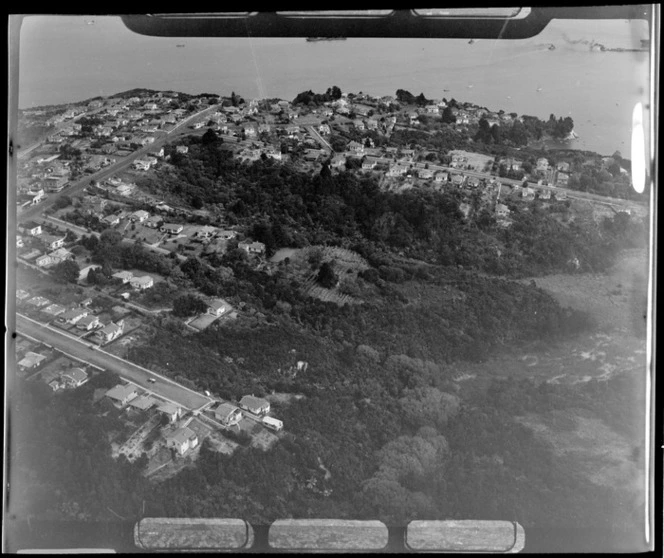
[
  {"x1": 16, "y1": 313, "x2": 211, "y2": 412},
  {"x1": 18, "y1": 104, "x2": 220, "y2": 223}
]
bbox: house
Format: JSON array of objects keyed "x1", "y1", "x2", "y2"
[
  {"x1": 165, "y1": 427, "x2": 199, "y2": 456},
  {"x1": 418, "y1": 168, "x2": 434, "y2": 179},
  {"x1": 556, "y1": 172, "x2": 570, "y2": 187},
  {"x1": 214, "y1": 402, "x2": 243, "y2": 427},
  {"x1": 347, "y1": 141, "x2": 365, "y2": 156},
  {"x1": 36, "y1": 254, "x2": 56, "y2": 268},
  {"x1": 458, "y1": 202, "x2": 472, "y2": 220},
  {"x1": 318, "y1": 124, "x2": 331, "y2": 135},
  {"x1": 58, "y1": 308, "x2": 89, "y2": 325},
  {"x1": 217, "y1": 230, "x2": 237, "y2": 241},
  {"x1": 22, "y1": 221, "x2": 42, "y2": 236},
  {"x1": 61, "y1": 367, "x2": 89, "y2": 388},
  {"x1": 243, "y1": 125, "x2": 257, "y2": 138},
  {"x1": 435, "y1": 172, "x2": 449, "y2": 183},
  {"x1": 129, "y1": 395, "x2": 157, "y2": 411},
  {"x1": 157, "y1": 402, "x2": 182, "y2": 424},
  {"x1": 150, "y1": 147, "x2": 165, "y2": 158},
  {"x1": 130, "y1": 275, "x2": 154, "y2": 290},
  {"x1": 40, "y1": 234, "x2": 66, "y2": 251},
  {"x1": 426, "y1": 104, "x2": 440, "y2": 115},
  {"x1": 538, "y1": 189, "x2": 551, "y2": 200},
  {"x1": 16, "y1": 236, "x2": 25, "y2": 248},
  {"x1": 18, "y1": 352, "x2": 47, "y2": 370},
  {"x1": 330, "y1": 155, "x2": 347, "y2": 169},
  {"x1": 49, "y1": 248, "x2": 74, "y2": 264},
  {"x1": 387, "y1": 164, "x2": 407, "y2": 177},
  {"x1": 112, "y1": 271, "x2": 134, "y2": 283},
  {"x1": 80, "y1": 297, "x2": 93, "y2": 307},
  {"x1": 258, "y1": 123, "x2": 271, "y2": 134},
  {"x1": 504, "y1": 158, "x2": 523, "y2": 171},
  {"x1": 133, "y1": 159, "x2": 152, "y2": 171},
  {"x1": 451, "y1": 174, "x2": 465, "y2": 187},
  {"x1": 522, "y1": 187, "x2": 536, "y2": 200},
  {"x1": 196, "y1": 225, "x2": 218, "y2": 239},
  {"x1": 96, "y1": 320, "x2": 125, "y2": 343},
  {"x1": 76, "y1": 314, "x2": 101, "y2": 331},
  {"x1": 408, "y1": 112, "x2": 419, "y2": 124},
  {"x1": 353, "y1": 119, "x2": 365, "y2": 131},
  {"x1": 207, "y1": 298, "x2": 232, "y2": 317},
  {"x1": 105, "y1": 383, "x2": 139, "y2": 406},
  {"x1": 27, "y1": 296, "x2": 51, "y2": 307},
  {"x1": 362, "y1": 159, "x2": 377, "y2": 171},
  {"x1": 43, "y1": 303, "x2": 66, "y2": 316},
  {"x1": 366, "y1": 118, "x2": 379, "y2": 130},
  {"x1": 467, "y1": 176, "x2": 481, "y2": 189},
  {"x1": 556, "y1": 161, "x2": 570, "y2": 172},
  {"x1": 103, "y1": 214, "x2": 121, "y2": 226},
  {"x1": 176, "y1": 145, "x2": 189, "y2": 154},
  {"x1": 161, "y1": 223, "x2": 184, "y2": 235},
  {"x1": 16, "y1": 290, "x2": 31, "y2": 301},
  {"x1": 239, "y1": 395, "x2": 270, "y2": 416},
  {"x1": 554, "y1": 189, "x2": 568, "y2": 200},
  {"x1": 536, "y1": 158, "x2": 550, "y2": 172},
  {"x1": 262, "y1": 416, "x2": 283, "y2": 432},
  {"x1": 131, "y1": 210, "x2": 150, "y2": 223},
  {"x1": 238, "y1": 240, "x2": 266, "y2": 255},
  {"x1": 144, "y1": 215, "x2": 163, "y2": 229},
  {"x1": 495, "y1": 203, "x2": 511, "y2": 218}
]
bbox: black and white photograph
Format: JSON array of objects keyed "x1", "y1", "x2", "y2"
[{"x1": 4, "y1": 9, "x2": 658, "y2": 553}]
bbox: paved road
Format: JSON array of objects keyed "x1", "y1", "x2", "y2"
[
  {"x1": 18, "y1": 105, "x2": 220, "y2": 223},
  {"x1": 305, "y1": 126, "x2": 333, "y2": 153},
  {"x1": 16, "y1": 313, "x2": 211, "y2": 411}
]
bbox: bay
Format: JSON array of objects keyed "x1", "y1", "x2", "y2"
[{"x1": 17, "y1": 15, "x2": 651, "y2": 156}]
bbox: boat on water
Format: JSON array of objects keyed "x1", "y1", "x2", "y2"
[
  {"x1": 468, "y1": 39, "x2": 475, "y2": 44},
  {"x1": 306, "y1": 37, "x2": 347, "y2": 42},
  {"x1": 548, "y1": 43, "x2": 556, "y2": 50},
  {"x1": 536, "y1": 87, "x2": 543, "y2": 92},
  {"x1": 176, "y1": 44, "x2": 186, "y2": 48}
]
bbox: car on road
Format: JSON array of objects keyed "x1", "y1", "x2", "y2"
[{"x1": 148, "y1": 378, "x2": 156, "y2": 383}]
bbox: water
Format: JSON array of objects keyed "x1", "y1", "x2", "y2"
[{"x1": 17, "y1": 15, "x2": 651, "y2": 156}]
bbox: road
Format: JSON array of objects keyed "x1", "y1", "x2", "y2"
[
  {"x1": 16, "y1": 313, "x2": 211, "y2": 411},
  {"x1": 305, "y1": 126, "x2": 333, "y2": 153},
  {"x1": 17, "y1": 104, "x2": 220, "y2": 223}
]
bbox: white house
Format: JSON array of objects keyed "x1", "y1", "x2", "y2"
[
  {"x1": 238, "y1": 240, "x2": 266, "y2": 255},
  {"x1": 76, "y1": 314, "x2": 101, "y2": 331},
  {"x1": 112, "y1": 271, "x2": 134, "y2": 283},
  {"x1": 130, "y1": 275, "x2": 154, "y2": 290},
  {"x1": 61, "y1": 367, "x2": 89, "y2": 388},
  {"x1": 239, "y1": 395, "x2": 270, "y2": 416},
  {"x1": 214, "y1": 403, "x2": 243, "y2": 427},
  {"x1": 165, "y1": 427, "x2": 198, "y2": 455},
  {"x1": 161, "y1": 223, "x2": 184, "y2": 235},
  {"x1": 131, "y1": 210, "x2": 150, "y2": 223},
  {"x1": 106, "y1": 383, "x2": 139, "y2": 406},
  {"x1": 207, "y1": 298, "x2": 232, "y2": 317},
  {"x1": 58, "y1": 308, "x2": 89, "y2": 325},
  {"x1": 96, "y1": 320, "x2": 125, "y2": 343},
  {"x1": 157, "y1": 402, "x2": 182, "y2": 424}
]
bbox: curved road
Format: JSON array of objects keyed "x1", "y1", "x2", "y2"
[{"x1": 16, "y1": 313, "x2": 211, "y2": 411}]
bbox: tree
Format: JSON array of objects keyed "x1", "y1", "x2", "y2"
[
  {"x1": 441, "y1": 106, "x2": 456, "y2": 124},
  {"x1": 53, "y1": 195, "x2": 73, "y2": 210},
  {"x1": 316, "y1": 261, "x2": 338, "y2": 288},
  {"x1": 100, "y1": 228, "x2": 123, "y2": 247},
  {"x1": 202, "y1": 128, "x2": 218, "y2": 145},
  {"x1": 52, "y1": 259, "x2": 80, "y2": 283},
  {"x1": 172, "y1": 294, "x2": 208, "y2": 317}
]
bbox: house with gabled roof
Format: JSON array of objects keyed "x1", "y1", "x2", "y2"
[
  {"x1": 214, "y1": 402, "x2": 243, "y2": 427},
  {"x1": 18, "y1": 352, "x2": 47, "y2": 370},
  {"x1": 239, "y1": 395, "x2": 270, "y2": 416},
  {"x1": 106, "y1": 383, "x2": 138, "y2": 406},
  {"x1": 58, "y1": 308, "x2": 89, "y2": 325},
  {"x1": 61, "y1": 367, "x2": 88, "y2": 388},
  {"x1": 157, "y1": 402, "x2": 182, "y2": 424},
  {"x1": 165, "y1": 427, "x2": 199, "y2": 455}
]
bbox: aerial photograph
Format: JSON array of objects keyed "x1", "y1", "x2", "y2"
[{"x1": 5, "y1": 9, "x2": 655, "y2": 553}]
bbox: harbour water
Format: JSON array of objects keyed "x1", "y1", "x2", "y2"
[{"x1": 17, "y1": 15, "x2": 651, "y2": 156}]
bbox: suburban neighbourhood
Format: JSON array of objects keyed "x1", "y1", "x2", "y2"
[{"x1": 11, "y1": 81, "x2": 649, "y2": 538}]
